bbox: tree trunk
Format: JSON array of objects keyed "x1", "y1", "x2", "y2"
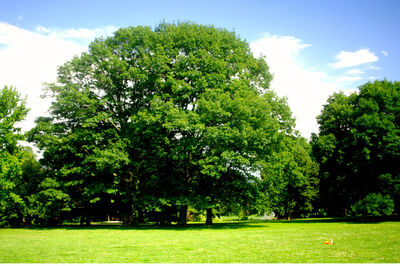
[
  {"x1": 178, "y1": 205, "x2": 188, "y2": 225},
  {"x1": 138, "y1": 209, "x2": 144, "y2": 223},
  {"x1": 121, "y1": 204, "x2": 138, "y2": 225},
  {"x1": 122, "y1": 213, "x2": 137, "y2": 225},
  {"x1": 206, "y1": 208, "x2": 213, "y2": 225},
  {"x1": 85, "y1": 215, "x2": 91, "y2": 226}
]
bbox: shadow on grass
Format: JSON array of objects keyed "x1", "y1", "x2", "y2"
[
  {"x1": 14, "y1": 216, "x2": 400, "y2": 230},
  {"x1": 270, "y1": 215, "x2": 400, "y2": 224},
  {"x1": 26, "y1": 221, "x2": 268, "y2": 231}
]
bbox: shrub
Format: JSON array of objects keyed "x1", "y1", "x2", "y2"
[{"x1": 351, "y1": 193, "x2": 394, "y2": 216}]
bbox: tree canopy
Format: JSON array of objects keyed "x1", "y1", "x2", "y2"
[
  {"x1": 0, "y1": 86, "x2": 33, "y2": 225},
  {"x1": 262, "y1": 136, "x2": 319, "y2": 220},
  {"x1": 0, "y1": 86, "x2": 29, "y2": 154},
  {"x1": 312, "y1": 80, "x2": 400, "y2": 216},
  {"x1": 28, "y1": 22, "x2": 299, "y2": 225}
]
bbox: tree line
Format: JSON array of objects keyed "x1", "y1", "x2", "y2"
[{"x1": 1, "y1": 23, "x2": 399, "y2": 227}]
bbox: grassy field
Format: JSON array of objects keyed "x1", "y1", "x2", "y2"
[{"x1": 0, "y1": 218, "x2": 399, "y2": 263}]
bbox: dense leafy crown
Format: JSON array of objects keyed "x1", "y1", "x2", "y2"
[
  {"x1": 312, "y1": 80, "x2": 400, "y2": 215},
  {"x1": 26, "y1": 22, "x2": 297, "y2": 224}
]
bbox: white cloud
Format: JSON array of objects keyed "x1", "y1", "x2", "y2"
[
  {"x1": 340, "y1": 88, "x2": 359, "y2": 94},
  {"x1": 335, "y1": 76, "x2": 363, "y2": 83},
  {"x1": 381, "y1": 50, "x2": 388, "y2": 56},
  {"x1": 345, "y1": 69, "x2": 364, "y2": 75},
  {"x1": 250, "y1": 34, "x2": 337, "y2": 138},
  {"x1": 36, "y1": 25, "x2": 118, "y2": 41},
  {"x1": 332, "y1": 48, "x2": 378, "y2": 68},
  {"x1": 367, "y1": 65, "x2": 381, "y2": 70},
  {"x1": 0, "y1": 22, "x2": 87, "y2": 132},
  {"x1": 0, "y1": 23, "x2": 119, "y2": 133},
  {"x1": 35, "y1": 25, "x2": 50, "y2": 33},
  {"x1": 368, "y1": 76, "x2": 378, "y2": 80}
]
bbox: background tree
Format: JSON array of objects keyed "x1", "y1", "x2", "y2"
[
  {"x1": 312, "y1": 80, "x2": 400, "y2": 216},
  {"x1": 261, "y1": 136, "x2": 319, "y2": 220},
  {"x1": 0, "y1": 86, "x2": 69, "y2": 227},
  {"x1": 0, "y1": 86, "x2": 29, "y2": 154},
  {"x1": 0, "y1": 86, "x2": 30, "y2": 226},
  {"x1": 27, "y1": 73, "x2": 125, "y2": 225}
]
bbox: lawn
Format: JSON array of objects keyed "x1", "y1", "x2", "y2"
[{"x1": 0, "y1": 218, "x2": 399, "y2": 263}]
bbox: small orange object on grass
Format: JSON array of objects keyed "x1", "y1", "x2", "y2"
[{"x1": 324, "y1": 239, "x2": 334, "y2": 245}]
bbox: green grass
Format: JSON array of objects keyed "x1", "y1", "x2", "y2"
[{"x1": 1, "y1": 218, "x2": 399, "y2": 263}]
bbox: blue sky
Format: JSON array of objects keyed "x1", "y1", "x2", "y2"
[{"x1": 0, "y1": 0, "x2": 399, "y2": 138}]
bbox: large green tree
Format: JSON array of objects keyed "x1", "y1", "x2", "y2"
[
  {"x1": 30, "y1": 22, "x2": 296, "y2": 225},
  {"x1": 312, "y1": 80, "x2": 400, "y2": 216}
]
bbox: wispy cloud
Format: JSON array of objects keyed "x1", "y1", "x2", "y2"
[
  {"x1": 332, "y1": 48, "x2": 378, "y2": 68},
  {"x1": 35, "y1": 25, "x2": 118, "y2": 41},
  {"x1": 35, "y1": 25, "x2": 50, "y2": 33},
  {"x1": 367, "y1": 65, "x2": 381, "y2": 70},
  {"x1": 345, "y1": 69, "x2": 364, "y2": 75},
  {"x1": 381, "y1": 50, "x2": 388, "y2": 56},
  {"x1": 336, "y1": 76, "x2": 363, "y2": 83}
]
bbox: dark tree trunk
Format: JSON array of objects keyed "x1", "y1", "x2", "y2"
[
  {"x1": 138, "y1": 209, "x2": 144, "y2": 223},
  {"x1": 80, "y1": 214, "x2": 91, "y2": 226},
  {"x1": 178, "y1": 205, "x2": 188, "y2": 225},
  {"x1": 206, "y1": 208, "x2": 213, "y2": 225},
  {"x1": 122, "y1": 213, "x2": 137, "y2": 225},
  {"x1": 121, "y1": 205, "x2": 137, "y2": 225},
  {"x1": 85, "y1": 216, "x2": 91, "y2": 226},
  {"x1": 159, "y1": 209, "x2": 168, "y2": 225}
]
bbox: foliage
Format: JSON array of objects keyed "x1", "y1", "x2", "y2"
[
  {"x1": 0, "y1": 86, "x2": 30, "y2": 226},
  {"x1": 350, "y1": 193, "x2": 394, "y2": 216},
  {"x1": 0, "y1": 86, "x2": 29, "y2": 154},
  {"x1": 0, "y1": 146, "x2": 64, "y2": 226},
  {"x1": 0, "y1": 86, "x2": 68, "y2": 226},
  {"x1": 27, "y1": 177, "x2": 71, "y2": 226},
  {"x1": 28, "y1": 22, "x2": 296, "y2": 224},
  {"x1": 312, "y1": 80, "x2": 400, "y2": 215},
  {"x1": 1, "y1": 86, "x2": 28, "y2": 205},
  {"x1": 262, "y1": 136, "x2": 319, "y2": 219}
]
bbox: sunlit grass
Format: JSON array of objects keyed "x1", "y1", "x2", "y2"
[{"x1": 0, "y1": 218, "x2": 399, "y2": 263}]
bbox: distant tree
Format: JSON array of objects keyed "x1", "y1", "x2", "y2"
[
  {"x1": 0, "y1": 86, "x2": 72, "y2": 227},
  {"x1": 0, "y1": 86, "x2": 30, "y2": 226},
  {"x1": 27, "y1": 176, "x2": 71, "y2": 226},
  {"x1": 351, "y1": 193, "x2": 394, "y2": 216},
  {"x1": 312, "y1": 80, "x2": 400, "y2": 216},
  {"x1": 0, "y1": 86, "x2": 29, "y2": 154},
  {"x1": 261, "y1": 136, "x2": 319, "y2": 220}
]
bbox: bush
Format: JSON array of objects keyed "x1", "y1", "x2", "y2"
[
  {"x1": 28, "y1": 178, "x2": 71, "y2": 226},
  {"x1": 351, "y1": 193, "x2": 394, "y2": 216}
]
